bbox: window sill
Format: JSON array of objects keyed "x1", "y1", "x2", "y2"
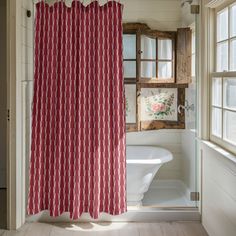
[{"x1": 200, "y1": 140, "x2": 236, "y2": 165}]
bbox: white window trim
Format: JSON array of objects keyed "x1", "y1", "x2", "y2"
[{"x1": 209, "y1": 0, "x2": 236, "y2": 155}]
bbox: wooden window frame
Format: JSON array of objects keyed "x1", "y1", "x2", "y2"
[
  {"x1": 139, "y1": 30, "x2": 176, "y2": 84},
  {"x1": 123, "y1": 26, "x2": 140, "y2": 132},
  {"x1": 123, "y1": 23, "x2": 187, "y2": 132}
]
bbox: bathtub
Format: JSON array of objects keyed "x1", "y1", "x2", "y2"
[{"x1": 126, "y1": 145, "x2": 173, "y2": 206}]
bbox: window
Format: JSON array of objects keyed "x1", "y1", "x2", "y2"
[
  {"x1": 123, "y1": 23, "x2": 191, "y2": 132},
  {"x1": 210, "y1": 2, "x2": 236, "y2": 153},
  {"x1": 140, "y1": 34, "x2": 175, "y2": 83}
]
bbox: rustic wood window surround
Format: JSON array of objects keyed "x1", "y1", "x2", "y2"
[{"x1": 123, "y1": 23, "x2": 192, "y2": 132}]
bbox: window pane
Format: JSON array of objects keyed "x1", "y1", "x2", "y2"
[
  {"x1": 212, "y1": 78, "x2": 222, "y2": 106},
  {"x1": 217, "y1": 8, "x2": 228, "y2": 42},
  {"x1": 212, "y1": 107, "x2": 222, "y2": 137},
  {"x1": 158, "y1": 62, "x2": 172, "y2": 79},
  {"x1": 141, "y1": 35, "x2": 156, "y2": 60},
  {"x1": 158, "y1": 39, "x2": 172, "y2": 60},
  {"x1": 123, "y1": 34, "x2": 136, "y2": 59},
  {"x1": 217, "y1": 41, "x2": 228, "y2": 72},
  {"x1": 223, "y1": 78, "x2": 236, "y2": 110},
  {"x1": 141, "y1": 61, "x2": 156, "y2": 78},
  {"x1": 230, "y1": 4, "x2": 236, "y2": 37},
  {"x1": 230, "y1": 39, "x2": 236, "y2": 71},
  {"x1": 224, "y1": 110, "x2": 236, "y2": 144},
  {"x1": 124, "y1": 61, "x2": 136, "y2": 78}
]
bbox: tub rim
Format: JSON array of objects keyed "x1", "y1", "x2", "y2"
[{"x1": 126, "y1": 145, "x2": 173, "y2": 164}]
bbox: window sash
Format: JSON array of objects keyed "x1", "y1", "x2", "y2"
[
  {"x1": 215, "y1": 3, "x2": 236, "y2": 72},
  {"x1": 210, "y1": 74, "x2": 236, "y2": 153},
  {"x1": 139, "y1": 33, "x2": 175, "y2": 80},
  {"x1": 208, "y1": 1, "x2": 236, "y2": 154}
]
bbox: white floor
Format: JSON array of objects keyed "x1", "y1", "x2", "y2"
[
  {"x1": 0, "y1": 222, "x2": 208, "y2": 236},
  {"x1": 142, "y1": 187, "x2": 194, "y2": 207}
]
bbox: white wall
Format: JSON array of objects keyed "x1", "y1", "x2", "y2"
[
  {"x1": 201, "y1": 142, "x2": 236, "y2": 236},
  {"x1": 0, "y1": 0, "x2": 7, "y2": 188},
  {"x1": 122, "y1": 0, "x2": 182, "y2": 30},
  {"x1": 43, "y1": 0, "x2": 182, "y2": 30},
  {"x1": 180, "y1": 0, "x2": 199, "y2": 27}
]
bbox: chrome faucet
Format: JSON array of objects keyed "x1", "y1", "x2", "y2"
[{"x1": 178, "y1": 100, "x2": 194, "y2": 114}]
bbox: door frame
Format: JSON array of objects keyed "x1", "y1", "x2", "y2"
[
  {"x1": 5, "y1": 0, "x2": 206, "y2": 230},
  {"x1": 6, "y1": 0, "x2": 25, "y2": 230}
]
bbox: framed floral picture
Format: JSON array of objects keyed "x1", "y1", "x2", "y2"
[
  {"x1": 141, "y1": 88, "x2": 178, "y2": 121},
  {"x1": 125, "y1": 84, "x2": 136, "y2": 124}
]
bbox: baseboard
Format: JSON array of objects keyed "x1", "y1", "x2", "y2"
[{"x1": 26, "y1": 208, "x2": 200, "y2": 223}]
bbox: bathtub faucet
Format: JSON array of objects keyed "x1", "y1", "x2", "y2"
[{"x1": 177, "y1": 100, "x2": 194, "y2": 114}]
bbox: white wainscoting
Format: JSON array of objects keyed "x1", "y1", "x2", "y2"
[{"x1": 201, "y1": 141, "x2": 236, "y2": 236}]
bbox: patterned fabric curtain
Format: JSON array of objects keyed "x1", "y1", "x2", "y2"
[{"x1": 27, "y1": 0, "x2": 126, "y2": 219}]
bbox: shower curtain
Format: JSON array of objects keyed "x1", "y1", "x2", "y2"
[{"x1": 27, "y1": 0, "x2": 126, "y2": 219}]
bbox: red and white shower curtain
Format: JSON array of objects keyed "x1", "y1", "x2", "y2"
[{"x1": 27, "y1": 0, "x2": 126, "y2": 219}]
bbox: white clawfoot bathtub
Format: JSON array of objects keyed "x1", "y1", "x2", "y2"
[{"x1": 126, "y1": 145, "x2": 173, "y2": 206}]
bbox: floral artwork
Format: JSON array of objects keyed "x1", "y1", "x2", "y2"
[
  {"x1": 141, "y1": 88, "x2": 178, "y2": 121},
  {"x1": 125, "y1": 84, "x2": 136, "y2": 123}
]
